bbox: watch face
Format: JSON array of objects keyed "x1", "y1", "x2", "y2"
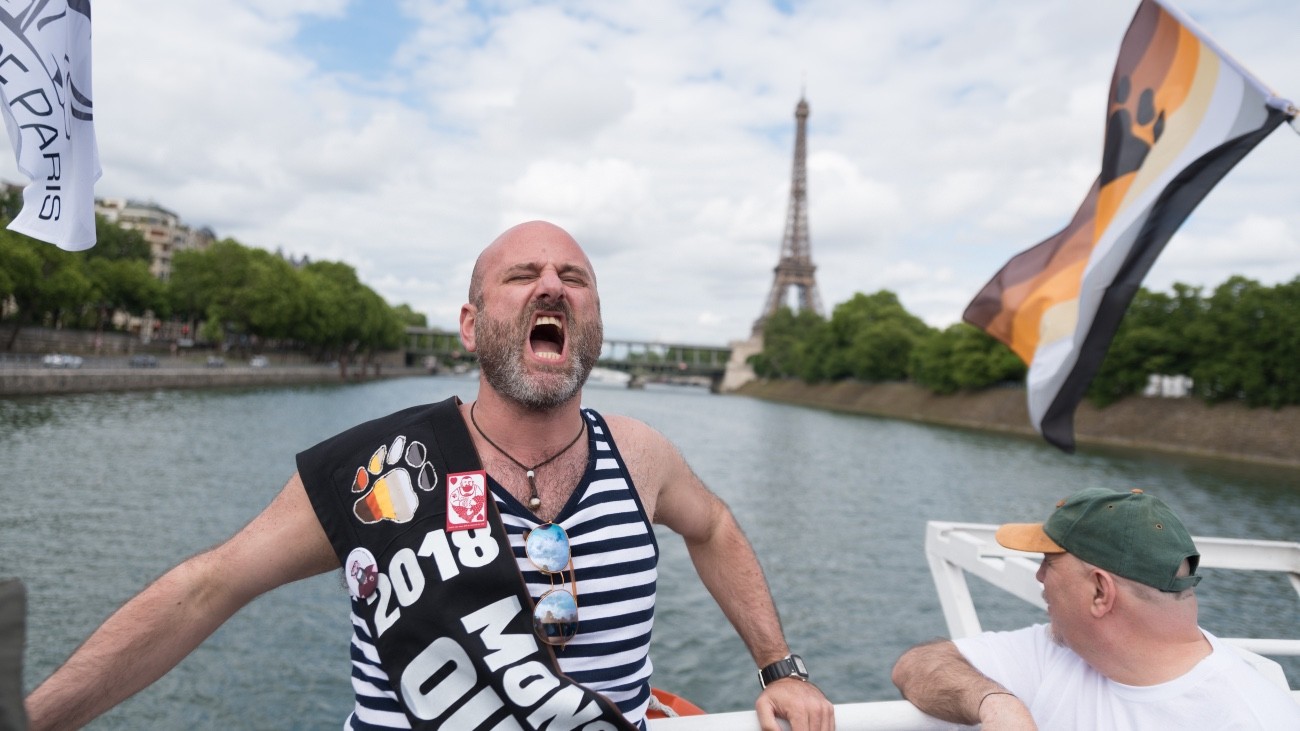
[{"x1": 792, "y1": 656, "x2": 807, "y2": 675}]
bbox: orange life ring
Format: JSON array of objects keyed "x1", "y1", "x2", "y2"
[{"x1": 646, "y1": 687, "x2": 706, "y2": 718}]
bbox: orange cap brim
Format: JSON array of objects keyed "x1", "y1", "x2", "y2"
[{"x1": 995, "y1": 523, "x2": 1066, "y2": 553}]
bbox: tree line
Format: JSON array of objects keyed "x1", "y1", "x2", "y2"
[
  {"x1": 0, "y1": 203, "x2": 425, "y2": 369},
  {"x1": 751, "y1": 276, "x2": 1300, "y2": 410}
]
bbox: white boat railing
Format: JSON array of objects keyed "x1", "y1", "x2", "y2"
[
  {"x1": 648, "y1": 521, "x2": 1300, "y2": 730},
  {"x1": 646, "y1": 701, "x2": 962, "y2": 730}
]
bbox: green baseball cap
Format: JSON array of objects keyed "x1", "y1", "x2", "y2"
[{"x1": 996, "y1": 487, "x2": 1202, "y2": 592}]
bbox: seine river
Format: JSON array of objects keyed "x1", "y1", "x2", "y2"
[{"x1": 4, "y1": 375, "x2": 1298, "y2": 729}]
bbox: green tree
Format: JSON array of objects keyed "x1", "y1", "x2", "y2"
[
  {"x1": 355, "y1": 289, "x2": 406, "y2": 374},
  {"x1": 911, "y1": 323, "x2": 1025, "y2": 394},
  {"x1": 296, "y1": 261, "x2": 351, "y2": 355},
  {"x1": 86, "y1": 216, "x2": 152, "y2": 262},
  {"x1": 169, "y1": 239, "x2": 255, "y2": 327},
  {"x1": 0, "y1": 230, "x2": 93, "y2": 346},
  {"x1": 0, "y1": 230, "x2": 42, "y2": 348},
  {"x1": 84, "y1": 258, "x2": 169, "y2": 328},
  {"x1": 826, "y1": 291, "x2": 934, "y2": 382},
  {"x1": 299, "y1": 260, "x2": 402, "y2": 377},
  {"x1": 1190, "y1": 276, "x2": 1300, "y2": 407},
  {"x1": 169, "y1": 238, "x2": 308, "y2": 346},
  {"x1": 0, "y1": 185, "x2": 23, "y2": 222},
  {"x1": 1087, "y1": 286, "x2": 1202, "y2": 407},
  {"x1": 237, "y1": 249, "x2": 309, "y2": 341},
  {"x1": 392, "y1": 303, "x2": 428, "y2": 328},
  {"x1": 750, "y1": 306, "x2": 827, "y2": 379}
]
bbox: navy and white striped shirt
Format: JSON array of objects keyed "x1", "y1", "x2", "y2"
[{"x1": 344, "y1": 408, "x2": 659, "y2": 730}]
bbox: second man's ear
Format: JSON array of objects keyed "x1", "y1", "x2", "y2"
[{"x1": 1089, "y1": 570, "x2": 1118, "y2": 617}]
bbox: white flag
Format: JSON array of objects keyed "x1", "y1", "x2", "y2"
[{"x1": 0, "y1": 0, "x2": 100, "y2": 251}]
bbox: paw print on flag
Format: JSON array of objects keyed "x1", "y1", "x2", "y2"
[
  {"x1": 1101, "y1": 74, "x2": 1166, "y2": 186},
  {"x1": 351, "y1": 435, "x2": 437, "y2": 524}
]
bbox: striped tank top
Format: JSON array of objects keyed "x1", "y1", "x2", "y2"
[{"x1": 343, "y1": 407, "x2": 659, "y2": 730}]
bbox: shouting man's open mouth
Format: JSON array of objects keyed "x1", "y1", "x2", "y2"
[{"x1": 530, "y1": 314, "x2": 566, "y2": 363}]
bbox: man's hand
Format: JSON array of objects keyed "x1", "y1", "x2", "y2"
[
  {"x1": 755, "y1": 678, "x2": 835, "y2": 731},
  {"x1": 977, "y1": 691, "x2": 1037, "y2": 730}
]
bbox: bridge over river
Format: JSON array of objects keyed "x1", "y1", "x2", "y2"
[{"x1": 405, "y1": 327, "x2": 735, "y2": 391}]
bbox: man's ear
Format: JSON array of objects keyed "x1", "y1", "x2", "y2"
[
  {"x1": 459, "y1": 303, "x2": 477, "y2": 352},
  {"x1": 1090, "y1": 569, "x2": 1118, "y2": 618}
]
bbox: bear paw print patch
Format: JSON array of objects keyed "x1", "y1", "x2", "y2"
[{"x1": 351, "y1": 435, "x2": 437, "y2": 524}]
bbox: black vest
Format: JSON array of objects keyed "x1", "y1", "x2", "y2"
[{"x1": 297, "y1": 397, "x2": 635, "y2": 731}]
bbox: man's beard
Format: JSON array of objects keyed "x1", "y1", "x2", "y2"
[{"x1": 475, "y1": 300, "x2": 603, "y2": 411}]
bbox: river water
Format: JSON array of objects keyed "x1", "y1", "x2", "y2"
[{"x1": 4, "y1": 375, "x2": 1298, "y2": 729}]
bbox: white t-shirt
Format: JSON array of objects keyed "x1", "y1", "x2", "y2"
[{"x1": 954, "y1": 624, "x2": 1300, "y2": 730}]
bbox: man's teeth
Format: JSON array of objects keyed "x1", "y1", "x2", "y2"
[
  {"x1": 535, "y1": 316, "x2": 562, "y2": 328},
  {"x1": 537, "y1": 352, "x2": 563, "y2": 361}
]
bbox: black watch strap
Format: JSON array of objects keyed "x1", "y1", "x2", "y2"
[{"x1": 758, "y1": 654, "x2": 809, "y2": 688}]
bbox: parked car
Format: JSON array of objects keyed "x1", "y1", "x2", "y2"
[
  {"x1": 42, "y1": 353, "x2": 84, "y2": 369},
  {"x1": 129, "y1": 354, "x2": 159, "y2": 368},
  {"x1": 249, "y1": 355, "x2": 269, "y2": 368},
  {"x1": 205, "y1": 356, "x2": 226, "y2": 368}
]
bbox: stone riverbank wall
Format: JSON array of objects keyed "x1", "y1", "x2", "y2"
[
  {"x1": 735, "y1": 379, "x2": 1300, "y2": 469},
  {"x1": 0, "y1": 366, "x2": 427, "y2": 397}
]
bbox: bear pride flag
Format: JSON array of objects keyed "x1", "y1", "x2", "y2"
[{"x1": 963, "y1": 0, "x2": 1295, "y2": 452}]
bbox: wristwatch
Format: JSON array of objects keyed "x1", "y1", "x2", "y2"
[{"x1": 758, "y1": 654, "x2": 809, "y2": 688}]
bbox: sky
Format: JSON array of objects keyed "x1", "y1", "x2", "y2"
[{"x1": 5, "y1": 0, "x2": 1298, "y2": 346}]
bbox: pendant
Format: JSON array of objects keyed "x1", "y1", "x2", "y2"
[{"x1": 526, "y1": 470, "x2": 541, "y2": 510}]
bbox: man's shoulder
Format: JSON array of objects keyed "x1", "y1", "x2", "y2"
[
  {"x1": 1203, "y1": 629, "x2": 1299, "y2": 697},
  {"x1": 592, "y1": 412, "x2": 669, "y2": 449},
  {"x1": 961, "y1": 623, "x2": 1050, "y2": 643},
  {"x1": 954, "y1": 624, "x2": 1059, "y2": 663}
]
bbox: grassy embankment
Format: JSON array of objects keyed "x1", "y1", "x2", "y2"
[{"x1": 734, "y1": 379, "x2": 1300, "y2": 469}]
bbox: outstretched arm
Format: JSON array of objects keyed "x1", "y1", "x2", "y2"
[
  {"x1": 25, "y1": 473, "x2": 338, "y2": 731},
  {"x1": 612, "y1": 417, "x2": 834, "y2": 731},
  {"x1": 891, "y1": 639, "x2": 1036, "y2": 729}
]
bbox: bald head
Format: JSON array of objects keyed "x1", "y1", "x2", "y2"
[{"x1": 468, "y1": 221, "x2": 597, "y2": 307}]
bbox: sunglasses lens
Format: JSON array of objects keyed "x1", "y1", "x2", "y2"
[
  {"x1": 533, "y1": 589, "x2": 579, "y2": 645},
  {"x1": 525, "y1": 523, "x2": 570, "y2": 573}
]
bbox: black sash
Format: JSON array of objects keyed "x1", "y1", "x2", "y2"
[{"x1": 297, "y1": 397, "x2": 635, "y2": 731}]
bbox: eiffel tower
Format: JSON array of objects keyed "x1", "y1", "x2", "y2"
[{"x1": 752, "y1": 94, "x2": 823, "y2": 337}]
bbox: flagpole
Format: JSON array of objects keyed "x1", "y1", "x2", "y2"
[{"x1": 1151, "y1": 0, "x2": 1297, "y2": 118}]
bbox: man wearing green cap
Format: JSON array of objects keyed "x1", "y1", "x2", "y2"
[{"x1": 891, "y1": 487, "x2": 1300, "y2": 729}]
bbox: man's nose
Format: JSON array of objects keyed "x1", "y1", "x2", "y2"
[{"x1": 535, "y1": 268, "x2": 565, "y2": 300}]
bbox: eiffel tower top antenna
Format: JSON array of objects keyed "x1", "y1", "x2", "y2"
[{"x1": 752, "y1": 92, "x2": 823, "y2": 337}]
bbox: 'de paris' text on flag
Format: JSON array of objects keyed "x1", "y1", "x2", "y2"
[
  {"x1": 0, "y1": 0, "x2": 99, "y2": 251},
  {"x1": 963, "y1": 0, "x2": 1297, "y2": 453}
]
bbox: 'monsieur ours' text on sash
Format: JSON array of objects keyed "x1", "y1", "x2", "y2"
[{"x1": 298, "y1": 397, "x2": 635, "y2": 730}]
